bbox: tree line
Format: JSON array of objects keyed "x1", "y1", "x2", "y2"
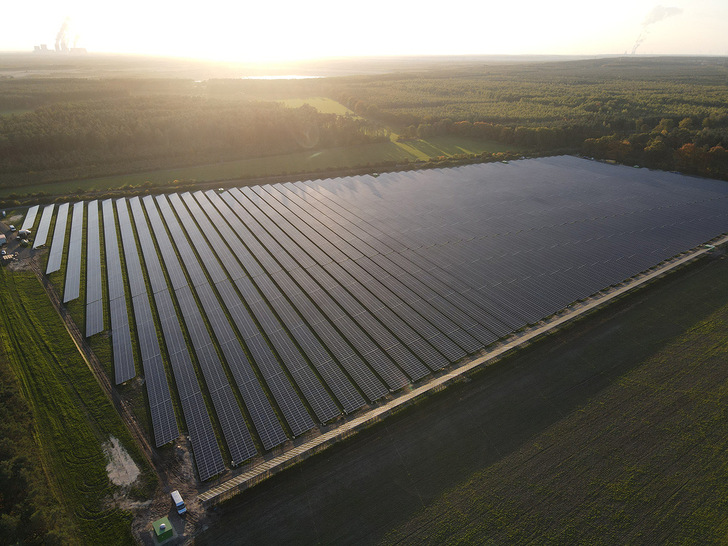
[
  {"x1": 331, "y1": 57, "x2": 728, "y2": 178},
  {"x1": 0, "y1": 94, "x2": 382, "y2": 188}
]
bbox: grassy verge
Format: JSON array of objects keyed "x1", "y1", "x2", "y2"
[{"x1": 0, "y1": 267, "x2": 155, "y2": 544}]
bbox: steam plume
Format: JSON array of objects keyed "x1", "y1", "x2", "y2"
[
  {"x1": 631, "y1": 5, "x2": 683, "y2": 54},
  {"x1": 55, "y1": 17, "x2": 71, "y2": 52}
]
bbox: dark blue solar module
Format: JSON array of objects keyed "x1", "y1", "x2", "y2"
[
  {"x1": 101, "y1": 200, "x2": 136, "y2": 384},
  {"x1": 133, "y1": 196, "x2": 256, "y2": 467},
  {"x1": 114, "y1": 199, "x2": 179, "y2": 447}
]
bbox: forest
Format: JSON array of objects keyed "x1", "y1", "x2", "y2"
[
  {"x1": 0, "y1": 90, "x2": 382, "y2": 188},
  {"x1": 331, "y1": 57, "x2": 728, "y2": 177},
  {"x1": 0, "y1": 55, "x2": 727, "y2": 194}
]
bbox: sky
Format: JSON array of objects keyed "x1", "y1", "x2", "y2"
[{"x1": 2, "y1": 0, "x2": 727, "y2": 62}]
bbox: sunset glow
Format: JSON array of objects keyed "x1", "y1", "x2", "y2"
[{"x1": 3, "y1": 0, "x2": 727, "y2": 62}]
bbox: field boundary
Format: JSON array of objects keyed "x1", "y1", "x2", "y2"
[{"x1": 197, "y1": 234, "x2": 728, "y2": 507}]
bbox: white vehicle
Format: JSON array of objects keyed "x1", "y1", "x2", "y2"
[{"x1": 171, "y1": 490, "x2": 186, "y2": 515}]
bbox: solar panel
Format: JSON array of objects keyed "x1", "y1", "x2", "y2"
[
  {"x1": 21, "y1": 205, "x2": 39, "y2": 231},
  {"x1": 115, "y1": 198, "x2": 180, "y2": 449},
  {"x1": 63, "y1": 202, "x2": 84, "y2": 303},
  {"x1": 170, "y1": 195, "x2": 314, "y2": 436},
  {"x1": 85, "y1": 200, "x2": 104, "y2": 336},
  {"x1": 35, "y1": 155, "x2": 728, "y2": 470},
  {"x1": 101, "y1": 200, "x2": 136, "y2": 384},
  {"x1": 137, "y1": 196, "x2": 257, "y2": 465},
  {"x1": 46, "y1": 202, "x2": 69, "y2": 274},
  {"x1": 32, "y1": 204, "x2": 55, "y2": 249}
]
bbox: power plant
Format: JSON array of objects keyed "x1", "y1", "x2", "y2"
[{"x1": 33, "y1": 18, "x2": 87, "y2": 54}]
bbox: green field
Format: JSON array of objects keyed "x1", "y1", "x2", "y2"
[
  {"x1": 0, "y1": 267, "x2": 154, "y2": 544},
  {"x1": 279, "y1": 96, "x2": 357, "y2": 116},
  {"x1": 0, "y1": 136, "x2": 519, "y2": 198},
  {"x1": 393, "y1": 135, "x2": 518, "y2": 160}
]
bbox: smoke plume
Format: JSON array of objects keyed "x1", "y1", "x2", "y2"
[
  {"x1": 631, "y1": 5, "x2": 683, "y2": 54},
  {"x1": 55, "y1": 17, "x2": 71, "y2": 52}
]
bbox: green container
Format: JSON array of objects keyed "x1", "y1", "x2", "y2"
[{"x1": 152, "y1": 516, "x2": 173, "y2": 542}]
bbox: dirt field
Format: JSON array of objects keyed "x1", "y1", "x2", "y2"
[{"x1": 194, "y1": 250, "x2": 728, "y2": 545}]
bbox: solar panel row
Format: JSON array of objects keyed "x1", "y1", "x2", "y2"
[
  {"x1": 21, "y1": 204, "x2": 39, "y2": 231},
  {"x1": 62, "y1": 202, "x2": 84, "y2": 303},
  {"x1": 101, "y1": 200, "x2": 136, "y2": 384},
  {"x1": 33, "y1": 204, "x2": 55, "y2": 249},
  {"x1": 85, "y1": 201, "x2": 104, "y2": 336},
  {"x1": 46, "y1": 202, "x2": 69, "y2": 274},
  {"x1": 139, "y1": 195, "x2": 258, "y2": 464},
  {"x1": 177, "y1": 192, "x2": 342, "y2": 424},
  {"x1": 114, "y1": 199, "x2": 179, "y2": 448}
]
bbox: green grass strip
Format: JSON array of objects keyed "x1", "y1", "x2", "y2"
[{"x1": 0, "y1": 267, "x2": 153, "y2": 545}]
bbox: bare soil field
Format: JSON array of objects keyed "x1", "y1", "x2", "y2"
[{"x1": 195, "y1": 250, "x2": 728, "y2": 545}]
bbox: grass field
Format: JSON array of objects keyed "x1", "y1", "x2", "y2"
[
  {"x1": 0, "y1": 136, "x2": 520, "y2": 198},
  {"x1": 195, "y1": 251, "x2": 728, "y2": 545},
  {"x1": 393, "y1": 135, "x2": 519, "y2": 160},
  {"x1": 0, "y1": 108, "x2": 32, "y2": 116},
  {"x1": 0, "y1": 267, "x2": 154, "y2": 544},
  {"x1": 278, "y1": 97, "x2": 357, "y2": 116}
]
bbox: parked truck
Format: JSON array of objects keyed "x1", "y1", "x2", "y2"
[{"x1": 171, "y1": 490, "x2": 186, "y2": 515}]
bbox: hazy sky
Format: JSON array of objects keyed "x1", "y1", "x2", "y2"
[{"x1": 2, "y1": 0, "x2": 727, "y2": 62}]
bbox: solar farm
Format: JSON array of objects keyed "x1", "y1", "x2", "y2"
[{"x1": 25, "y1": 155, "x2": 728, "y2": 482}]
